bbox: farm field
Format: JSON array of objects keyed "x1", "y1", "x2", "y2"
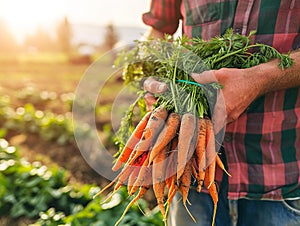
[
  {"x1": 0, "y1": 59, "x2": 103, "y2": 184},
  {"x1": 0, "y1": 56, "x2": 161, "y2": 226}
]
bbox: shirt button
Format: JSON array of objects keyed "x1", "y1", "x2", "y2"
[
  {"x1": 224, "y1": 135, "x2": 232, "y2": 142},
  {"x1": 235, "y1": 28, "x2": 241, "y2": 34}
]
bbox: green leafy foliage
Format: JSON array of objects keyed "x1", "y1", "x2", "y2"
[
  {"x1": 0, "y1": 100, "x2": 91, "y2": 145},
  {"x1": 16, "y1": 87, "x2": 58, "y2": 106},
  {"x1": 0, "y1": 139, "x2": 163, "y2": 225},
  {"x1": 114, "y1": 30, "x2": 293, "y2": 145},
  {"x1": 62, "y1": 187, "x2": 163, "y2": 226},
  {"x1": 0, "y1": 139, "x2": 91, "y2": 219},
  {"x1": 113, "y1": 91, "x2": 146, "y2": 157}
]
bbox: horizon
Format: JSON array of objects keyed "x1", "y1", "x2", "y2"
[{"x1": 0, "y1": 0, "x2": 150, "y2": 44}]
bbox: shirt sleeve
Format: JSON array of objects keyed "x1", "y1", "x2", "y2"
[{"x1": 142, "y1": 0, "x2": 182, "y2": 35}]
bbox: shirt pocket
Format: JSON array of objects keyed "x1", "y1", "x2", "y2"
[{"x1": 184, "y1": 0, "x2": 221, "y2": 26}]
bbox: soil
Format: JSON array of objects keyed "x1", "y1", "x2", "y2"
[
  {"x1": 0, "y1": 71, "x2": 114, "y2": 188},
  {"x1": 8, "y1": 132, "x2": 106, "y2": 186}
]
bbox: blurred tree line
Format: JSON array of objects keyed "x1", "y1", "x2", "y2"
[
  {"x1": 0, "y1": 17, "x2": 73, "y2": 54},
  {"x1": 0, "y1": 16, "x2": 119, "y2": 58}
]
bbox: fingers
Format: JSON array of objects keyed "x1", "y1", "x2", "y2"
[
  {"x1": 143, "y1": 77, "x2": 167, "y2": 111},
  {"x1": 144, "y1": 93, "x2": 157, "y2": 111},
  {"x1": 191, "y1": 71, "x2": 227, "y2": 136},
  {"x1": 143, "y1": 77, "x2": 167, "y2": 94},
  {"x1": 210, "y1": 90, "x2": 227, "y2": 135},
  {"x1": 191, "y1": 71, "x2": 217, "y2": 84}
]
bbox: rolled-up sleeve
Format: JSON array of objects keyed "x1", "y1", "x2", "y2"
[{"x1": 142, "y1": 0, "x2": 182, "y2": 35}]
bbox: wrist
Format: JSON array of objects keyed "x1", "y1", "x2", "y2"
[
  {"x1": 141, "y1": 28, "x2": 166, "y2": 41},
  {"x1": 247, "y1": 60, "x2": 283, "y2": 96}
]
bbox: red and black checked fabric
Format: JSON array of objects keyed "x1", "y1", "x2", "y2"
[
  {"x1": 143, "y1": 0, "x2": 300, "y2": 200},
  {"x1": 142, "y1": 0, "x2": 182, "y2": 34}
]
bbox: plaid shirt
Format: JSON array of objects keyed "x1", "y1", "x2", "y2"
[{"x1": 143, "y1": 0, "x2": 300, "y2": 200}]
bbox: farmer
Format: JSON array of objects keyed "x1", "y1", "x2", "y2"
[{"x1": 141, "y1": 1, "x2": 300, "y2": 225}]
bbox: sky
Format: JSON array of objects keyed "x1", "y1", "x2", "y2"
[{"x1": 0, "y1": 0, "x2": 150, "y2": 42}]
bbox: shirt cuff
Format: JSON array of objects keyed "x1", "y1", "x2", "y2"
[{"x1": 142, "y1": 12, "x2": 179, "y2": 35}]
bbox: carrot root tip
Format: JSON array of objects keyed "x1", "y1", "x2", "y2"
[
  {"x1": 224, "y1": 169, "x2": 232, "y2": 177},
  {"x1": 183, "y1": 203, "x2": 197, "y2": 223},
  {"x1": 207, "y1": 181, "x2": 213, "y2": 189}
]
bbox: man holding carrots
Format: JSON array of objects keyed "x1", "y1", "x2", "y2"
[{"x1": 141, "y1": 0, "x2": 300, "y2": 225}]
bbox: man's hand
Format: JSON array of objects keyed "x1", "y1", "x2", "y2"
[
  {"x1": 143, "y1": 77, "x2": 167, "y2": 111},
  {"x1": 143, "y1": 68, "x2": 261, "y2": 127},
  {"x1": 191, "y1": 68, "x2": 262, "y2": 124}
]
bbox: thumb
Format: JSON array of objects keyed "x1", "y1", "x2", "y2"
[
  {"x1": 143, "y1": 76, "x2": 167, "y2": 94},
  {"x1": 191, "y1": 71, "x2": 217, "y2": 84}
]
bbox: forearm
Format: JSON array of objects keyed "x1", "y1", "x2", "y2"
[
  {"x1": 250, "y1": 50, "x2": 300, "y2": 96},
  {"x1": 141, "y1": 27, "x2": 167, "y2": 40}
]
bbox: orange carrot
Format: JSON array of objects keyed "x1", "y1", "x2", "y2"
[
  {"x1": 216, "y1": 154, "x2": 231, "y2": 177},
  {"x1": 187, "y1": 120, "x2": 198, "y2": 163},
  {"x1": 165, "y1": 150, "x2": 177, "y2": 189},
  {"x1": 165, "y1": 182, "x2": 177, "y2": 218},
  {"x1": 177, "y1": 113, "x2": 197, "y2": 181},
  {"x1": 178, "y1": 160, "x2": 196, "y2": 223},
  {"x1": 165, "y1": 137, "x2": 178, "y2": 189},
  {"x1": 205, "y1": 119, "x2": 217, "y2": 188},
  {"x1": 166, "y1": 182, "x2": 177, "y2": 206},
  {"x1": 194, "y1": 118, "x2": 207, "y2": 192},
  {"x1": 179, "y1": 162, "x2": 191, "y2": 205},
  {"x1": 204, "y1": 167, "x2": 218, "y2": 226},
  {"x1": 113, "y1": 166, "x2": 134, "y2": 192},
  {"x1": 152, "y1": 144, "x2": 168, "y2": 220},
  {"x1": 191, "y1": 164, "x2": 198, "y2": 180},
  {"x1": 196, "y1": 170, "x2": 206, "y2": 192},
  {"x1": 127, "y1": 106, "x2": 168, "y2": 165},
  {"x1": 129, "y1": 152, "x2": 151, "y2": 195},
  {"x1": 165, "y1": 148, "x2": 178, "y2": 216},
  {"x1": 114, "y1": 157, "x2": 153, "y2": 226},
  {"x1": 127, "y1": 152, "x2": 149, "y2": 192},
  {"x1": 112, "y1": 111, "x2": 151, "y2": 171},
  {"x1": 127, "y1": 166, "x2": 140, "y2": 194},
  {"x1": 114, "y1": 186, "x2": 150, "y2": 226},
  {"x1": 93, "y1": 161, "x2": 133, "y2": 199},
  {"x1": 205, "y1": 119, "x2": 217, "y2": 165},
  {"x1": 165, "y1": 136, "x2": 177, "y2": 176},
  {"x1": 101, "y1": 161, "x2": 145, "y2": 204},
  {"x1": 96, "y1": 146, "x2": 149, "y2": 199},
  {"x1": 165, "y1": 150, "x2": 177, "y2": 211},
  {"x1": 195, "y1": 118, "x2": 207, "y2": 172},
  {"x1": 148, "y1": 112, "x2": 180, "y2": 165},
  {"x1": 170, "y1": 135, "x2": 178, "y2": 153},
  {"x1": 141, "y1": 159, "x2": 153, "y2": 186}
]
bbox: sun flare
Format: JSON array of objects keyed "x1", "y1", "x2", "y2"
[{"x1": 0, "y1": 0, "x2": 67, "y2": 42}]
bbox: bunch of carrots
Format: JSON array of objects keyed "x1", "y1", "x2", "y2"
[
  {"x1": 94, "y1": 105, "x2": 231, "y2": 226},
  {"x1": 94, "y1": 29, "x2": 293, "y2": 226}
]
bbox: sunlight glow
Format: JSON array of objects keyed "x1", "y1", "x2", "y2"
[
  {"x1": 0, "y1": 0, "x2": 67, "y2": 42},
  {"x1": 0, "y1": 0, "x2": 149, "y2": 43}
]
